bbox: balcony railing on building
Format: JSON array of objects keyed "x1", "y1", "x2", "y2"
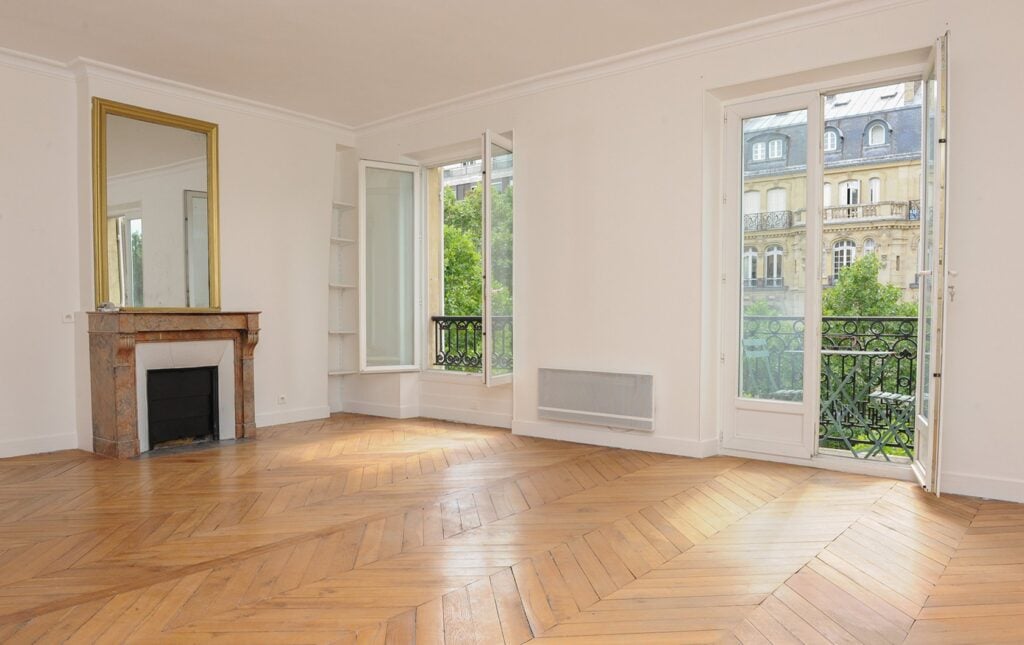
[
  {"x1": 431, "y1": 315, "x2": 512, "y2": 372},
  {"x1": 743, "y1": 277, "x2": 785, "y2": 289},
  {"x1": 824, "y1": 199, "x2": 921, "y2": 221},
  {"x1": 742, "y1": 315, "x2": 917, "y2": 461},
  {"x1": 743, "y1": 210, "x2": 792, "y2": 231}
]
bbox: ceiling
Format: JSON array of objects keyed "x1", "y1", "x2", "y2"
[{"x1": 0, "y1": 0, "x2": 825, "y2": 127}]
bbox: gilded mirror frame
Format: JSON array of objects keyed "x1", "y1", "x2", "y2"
[{"x1": 92, "y1": 97, "x2": 220, "y2": 310}]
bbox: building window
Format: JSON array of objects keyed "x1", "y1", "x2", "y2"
[
  {"x1": 869, "y1": 177, "x2": 881, "y2": 203},
  {"x1": 864, "y1": 238, "x2": 877, "y2": 254},
  {"x1": 752, "y1": 142, "x2": 766, "y2": 161},
  {"x1": 766, "y1": 187, "x2": 788, "y2": 212},
  {"x1": 743, "y1": 247, "x2": 758, "y2": 287},
  {"x1": 833, "y1": 240, "x2": 856, "y2": 281},
  {"x1": 839, "y1": 180, "x2": 860, "y2": 206},
  {"x1": 868, "y1": 123, "x2": 887, "y2": 146},
  {"x1": 765, "y1": 245, "x2": 783, "y2": 287},
  {"x1": 768, "y1": 138, "x2": 784, "y2": 159},
  {"x1": 824, "y1": 129, "x2": 838, "y2": 152},
  {"x1": 743, "y1": 190, "x2": 760, "y2": 215},
  {"x1": 823, "y1": 182, "x2": 832, "y2": 207}
]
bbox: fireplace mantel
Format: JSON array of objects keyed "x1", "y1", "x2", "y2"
[{"x1": 88, "y1": 311, "x2": 260, "y2": 458}]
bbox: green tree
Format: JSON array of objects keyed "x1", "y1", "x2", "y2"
[
  {"x1": 822, "y1": 254, "x2": 918, "y2": 317},
  {"x1": 443, "y1": 224, "x2": 482, "y2": 315}
]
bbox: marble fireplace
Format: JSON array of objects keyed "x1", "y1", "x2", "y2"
[{"x1": 88, "y1": 311, "x2": 260, "y2": 458}]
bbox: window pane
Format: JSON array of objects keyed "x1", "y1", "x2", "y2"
[
  {"x1": 488, "y1": 141, "x2": 514, "y2": 379},
  {"x1": 740, "y1": 109, "x2": 806, "y2": 402},
  {"x1": 365, "y1": 166, "x2": 416, "y2": 367}
]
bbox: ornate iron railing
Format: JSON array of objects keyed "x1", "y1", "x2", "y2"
[
  {"x1": 432, "y1": 316, "x2": 512, "y2": 372},
  {"x1": 742, "y1": 315, "x2": 918, "y2": 460},
  {"x1": 743, "y1": 210, "x2": 792, "y2": 231}
]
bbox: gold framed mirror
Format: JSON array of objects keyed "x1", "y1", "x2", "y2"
[{"x1": 92, "y1": 97, "x2": 220, "y2": 310}]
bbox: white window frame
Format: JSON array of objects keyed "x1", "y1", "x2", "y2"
[
  {"x1": 824, "y1": 129, "x2": 838, "y2": 152},
  {"x1": 869, "y1": 177, "x2": 882, "y2": 203},
  {"x1": 743, "y1": 190, "x2": 761, "y2": 215},
  {"x1": 864, "y1": 238, "x2": 877, "y2": 254},
  {"x1": 765, "y1": 245, "x2": 784, "y2": 287},
  {"x1": 358, "y1": 159, "x2": 423, "y2": 373},
  {"x1": 742, "y1": 246, "x2": 758, "y2": 286},
  {"x1": 767, "y1": 187, "x2": 788, "y2": 212},
  {"x1": 840, "y1": 179, "x2": 860, "y2": 206},
  {"x1": 832, "y1": 239, "x2": 857, "y2": 280},
  {"x1": 868, "y1": 123, "x2": 887, "y2": 146},
  {"x1": 768, "y1": 138, "x2": 784, "y2": 159},
  {"x1": 752, "y1": 141, "x2": 766, "y2": 161},
  {"x1": 823, "y1": 182, "x2": 833, "y2": 207}
]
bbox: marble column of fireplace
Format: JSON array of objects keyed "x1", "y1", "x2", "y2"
[{"x1": 88, "y1": 311, "x2": 260, "y2": 458}]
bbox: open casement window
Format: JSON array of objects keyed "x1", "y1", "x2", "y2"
[
  {"x1": 913, "y1": 33, "x2": 949, "y2": 493},
  {"x1": 359, "y1": 160, "x2": 421, "y2": 372},
  {"x1": 482, "y1": 131, "x2": 514, "y2": 386}
]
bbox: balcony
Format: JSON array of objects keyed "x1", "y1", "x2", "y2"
[
  {"x1": 823, "y1": 200, "x2": 920, "y2": 222},
  {"x1": 742, "y1": 315, "x2": 918, "y2": 461},
  {"x1": 742, "y1": 277, "x2": 785, "y2": 289},
  {"x1": 743, "y1": 210, "x2": 792, "y2": 231},
  {"x1": 431, "y1": 315, "x2": 512, "y2": 372}
]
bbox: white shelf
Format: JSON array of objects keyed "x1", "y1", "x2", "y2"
[
  {"x1": 329, "y1": 283, "x2": 357, "y2": 289},
  {"x1": 330, "y1": 237, "x2": 357, "y2": 245},
  {"x1": 328, "y1": 330, "x2": 358, "y2": 335}
]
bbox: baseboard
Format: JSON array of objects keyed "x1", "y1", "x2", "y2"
[
  {"x1": 419, "y1": 405, "x2": 512, "y2": 429},
  {"x1": 255, "y1": 406, "x2": 330, "y2": 428},
  {"x1": 512, "y1": 420, "x2": 719, "y2": 458},
  {"x1": 941, "y1": 471, "x2": 1024, "y2": 504},
  {"x1": 0, "y1": 433, "x2": 78, "y2": 459},
  {"x1": 341, "y1": 400, "x2": 420, "y2": 420}
]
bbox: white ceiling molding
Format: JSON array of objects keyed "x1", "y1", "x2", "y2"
[
  {"x1": 0, "y1": 47, "x2": 354, "y2": 143},
  {"x1": 73, "y1": 59, "x2": 356, "y2": 143},
  {"x1": 355, "y1": 0, "x2": 923, "y2": 139},
  {"x1": 0, "y1": 46, "x2": 74, "y2": 81}
]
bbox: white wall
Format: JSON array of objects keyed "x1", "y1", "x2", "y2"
[
  {"x1": 77, "y1": 65, "x2": 351, "y2": 429},
  {"x1": 0, "y1": 52, "x2": 353, "y2": 456},
  {"x1": 0, "y1": 60, "x2": 79, "y2": 457},
  {"x1": 356, "y1": 0, "x2": 1024, "y2": 502}
]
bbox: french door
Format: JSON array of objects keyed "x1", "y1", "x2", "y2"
[
  {"x1": 912, "y1": 34, "x2": 949, "y2": 492},
  {"x1": 482, "y1": 131, "x2": 514, "y2": 386},
  {"x1": 721, "y1": 93, "x2": 822, "y2": 458}
]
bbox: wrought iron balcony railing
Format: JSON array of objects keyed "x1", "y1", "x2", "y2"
[
  {"x1": 743, "y1": 210, "x2": 792, "y2": 231},
  {"x1": 431, "y1": 315, "x2": 512, "y2": 372},
  {"x1": 823, "y1": 200, "x2": 918, "y2": 221},
  {"x1": 742, "y1": 277, "x2": 785, "y2": 289},
  {"x1": 742, "y1": 315, "x2": 917, "y2": 461}
]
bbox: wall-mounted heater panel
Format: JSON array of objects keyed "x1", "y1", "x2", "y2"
[{"x1": 538, "y1": 368, "x2": 654, "y2": 432}]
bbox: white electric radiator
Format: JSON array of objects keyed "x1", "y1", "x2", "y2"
[{"x1": 537, "y1": 368, "x2": 654, "y2": 432}]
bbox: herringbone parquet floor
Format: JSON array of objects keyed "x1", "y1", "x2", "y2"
[{"x1": 0, "y1": 414, "x2": 1019, "y2": 643}]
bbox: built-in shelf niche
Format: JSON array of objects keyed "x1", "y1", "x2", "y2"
[{"x1": 328, "y1": 148, "x2": 359, "y2": 413}]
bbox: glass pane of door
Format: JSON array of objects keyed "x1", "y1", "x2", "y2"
[
  {"x1": 739, "y1": 110, "x2": 807, "y2": 402},
  {"x1": 484, "y1": 133, "x2": 513, "y2": 384},
  {"x1": 362, "y1": 163, "x2": 418, "y2": 369},
  {"x1": 914, "y1": 34, "x2": 948, "y2": 489}
]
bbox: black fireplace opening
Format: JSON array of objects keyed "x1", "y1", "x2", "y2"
[{"x1": 147, "y1": 366, "x2": 219, "y2": 449}]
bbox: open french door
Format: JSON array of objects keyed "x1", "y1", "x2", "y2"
[
  {"x1": 482, "y1": 131, "x2": 514, "y2": 386},
  {"x1": 912, "y1": 34, "x2": 949, "y2": 492},
  {"x1": 721, "y1": 93, "x2": 822, "y2": 458}
]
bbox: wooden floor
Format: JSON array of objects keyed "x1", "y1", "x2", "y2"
[{"x1": 0, "y1": 415, "x2": 1020, "y2": 643}]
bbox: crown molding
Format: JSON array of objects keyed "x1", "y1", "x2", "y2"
[
  {"x1": 0, "y1": 46, "x2": 74, "y2": 80},
  {"x1": 0, "y1": 47, "x2": 355, "y2": 142},
  {"x1": 71, "y1": 59, "x2": 356, "y2": 143},
  {"x1": 355, "y1": 0, "x2": 925, "y2": 138}
]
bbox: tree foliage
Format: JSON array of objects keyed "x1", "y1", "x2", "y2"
[
  {"x1": 822, "y1": 254, "x2": 918, "y2": 317},
  {"x1": 442, "y1": 182, "x2": 513, "y2": 316}
]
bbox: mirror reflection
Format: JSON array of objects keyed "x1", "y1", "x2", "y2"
[{"x1": 97, "y1": 102, "x2": 217, "y2": 309}]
